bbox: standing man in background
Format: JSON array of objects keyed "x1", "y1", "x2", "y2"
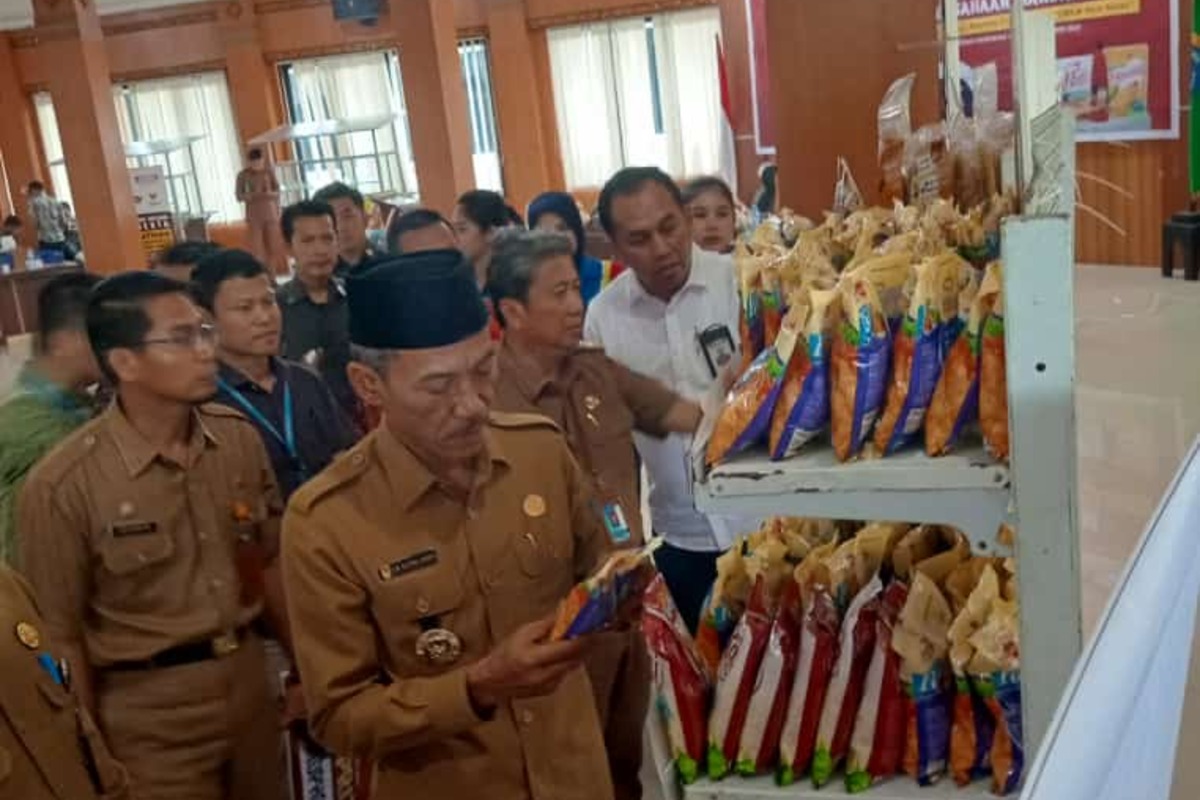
[
  {"x1": 387, "y1": 208, "x2": 457, "y2": 255},
  {"x1": 584, "y1": 167, "x2": 751, "y2": 632},
  {"x1": 236, "y1": 148, "x2": 284, "y2": 272},
  {"x1": 27, "y1": 181, "x2": 75, "y2": 260},
  {"x1": 313, "y1": 182, "x2": 378, "y2": 277},
  {"x1": 0, "y1": 272, "x2": 101, "y2": 564}
]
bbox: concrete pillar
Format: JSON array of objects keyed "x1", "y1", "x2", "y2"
[
  {"x1": 0, "y1": 35, "x2": 47, "y2": 217},
  {"x1": 219, "y1": 0, "x2": 281, "y2": 146}
]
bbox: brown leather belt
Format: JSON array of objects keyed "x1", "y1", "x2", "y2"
[{"x1": 104, "y1": 625, "x2": 252, "y2": 672}]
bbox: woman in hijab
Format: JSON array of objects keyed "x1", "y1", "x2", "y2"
[{"x1": 526, "y1": 191, "x2": 616, "y2": 306}]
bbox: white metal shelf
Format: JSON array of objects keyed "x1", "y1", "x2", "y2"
[{"x1": 682, "y1": 776, "x2": 994, "y2": 799}]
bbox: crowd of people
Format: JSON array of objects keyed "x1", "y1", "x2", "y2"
[{"x1": 0, "y1": 162, "x2": 748, "y2": 800}]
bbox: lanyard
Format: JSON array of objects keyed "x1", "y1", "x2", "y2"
[{"x1": 217, "y1": 375, "x2": 299, "y2": 464}]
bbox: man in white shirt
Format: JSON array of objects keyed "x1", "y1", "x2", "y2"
[{"x1": 583, "y1": 167, "x2": 751, "y2": 631}]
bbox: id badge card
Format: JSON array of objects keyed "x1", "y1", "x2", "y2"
[
  {"x1": 595, "y1": 497, "x2": 633, "y2": 546},
  {"x1": 697, "y1": 324, "x2": 736, "y2": 379}
]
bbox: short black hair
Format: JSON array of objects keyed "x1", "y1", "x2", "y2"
[
  {"x1": 27, "y1": 180, "x2": 45, "y2": 193},
  {"x1": 37, "y1": 272, "x2": 101, "y2": 353},
  {"x1": 486, "y1": 229, "x2": 575, "y2": 328},
  {"x1": 504, "y1": 205, "x2": 524, "y2": 228},
  {"x1": 87, "y1": 271, "x2": 193, "y2": 383},
  {"x1": 3, "y1": 215, "x2": 22, "y2": 229},
  {"x1": 190, "y1": 248, "x2": 268, "y2": 312},
  {"x1": 597, "y1": 167, "x2": 684, "y2": 236},
  {"x1": 455, "y1": 190, "x2": 510, "y2": 232},
  {"x1": 387, "y1": 208, "x2": 452, "y2": 253},
  {"x1": 282, "y1": 200, "x2": 336, "y2": 243},
  {"x1": 312, "y1": 182, "x2": 365, "y2": 211},
  {"x1": 157, "y1": 241, "x2": 222, "y2": 269},
  {"x1": 247, "y1": 147, "x2": 263, "y2": 160},
  {"x1": 683, "y1": 176, "x2": 735, "y2": 208}
]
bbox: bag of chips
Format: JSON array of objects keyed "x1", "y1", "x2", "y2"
[
  {"x1": 978, "y1": 262, "x2": 1009, "y2": 460},
  {"x1": 845, "y1": 580, "x2": 910, "y2": 792},
  {"x1": 737, "y1": 247, "x2": 765, "y2": 372},
  {"x1": 696, "y1": 545, "x2": 752, "y2": 676},
  {"x1": 706, "y1": 325, "x2": 797, "y2": 466},
  {"x1": 947, "y1": 564, "x2": 1002, "y2": 785},
  {"x1": 769, "y1": 290, "x2": 834, "y2": 460},
  {"x1": 925, "y1": 262, "x2": 993, "y2": 456},
  {"x1": 762, "y1": 266, "x2": 786, "y2": 349},
  {"x1": 878, "y1": 74, "x2": 916, "y2": 206},
  {"x1": 830, "y1": 275, "x2": 891, "y2": 462},
  {"x1": 905, "y1": 123, "x2": 954, "y2": 206},
  {"x1": 735, "y1": 579, "x2": 803, "y2": 775},
  {"x1": 811, "y1": 573, "x2": 883, "y2": 787},
  {"x1": 966, "y1": 572, "x2": 1021, "y2": 796},
  {"x1": 644, "y1": 574, "x2": 711, "y2": 784},
  {"x1": 550, "y1": 540, "x2": 661, "y2": 641},
  {"x1": 707, "y1": 576, "x2": 774, "y2": 779}
]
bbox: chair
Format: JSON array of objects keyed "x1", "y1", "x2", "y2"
[{"x1": 1162, "y1": 212, "x2": 1200, "y2": 280}]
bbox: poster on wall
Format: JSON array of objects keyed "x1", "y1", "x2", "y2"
[
  {"x1": 130, "y1": 166, "x2": 175, "y2": 262},
  {"x1": 745, "y1": 0, "x2": 775, "y2": 153},
  {"x1": 958, "y1": 0, "x2": 1179, "y2": 142}
]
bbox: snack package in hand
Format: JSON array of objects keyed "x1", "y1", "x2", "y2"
[
  {"x1": 762, "y1": 266, "x2": 786, "y2": 348},
  {"x1": 736, "y1": 579, "x2": 803, "y2": 775},
  {"x1": 925, "y1": 262, "x2": 991, "y2": 456},
  {"x1": 706, "y1": 326, "x2": 797, "y2": 466},
  {"x1": 696, "y1": 545, "x2": 752, "y2": 675},
  {"x1": 769, "y1": 290, "x2": 834, "y2": 460},
  {"x1": 811, "y1": 573, "x2": 884, "y2": 787},
  {"x1": 830, "y1": 275, "x2": 891, "y2": 462},
  {"x1": 879, "y1": 74, "x2": 916, "y2": 205},
  {"x1": 707, "y1": 576, "x2": 774, "y2": 779},
  {"x1": 978, "y1": 262, "x2": 1009, "y2": 460},
  {"x1": 644, "y1": 574, "x2": 711, "y2": 784},
  {"x1": 737, "y1": 249, "x2": 765, "y2": 372},
  {"x1": 550, "y1": 539, "x2": 661, "y2": 641},
  {"x1": 845, "y1": 580, "x2": 910, "y2": 793}
]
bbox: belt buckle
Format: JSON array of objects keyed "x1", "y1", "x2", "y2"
[{"x1": 211, "y1": 631, "x2": 240, "y2": 658}]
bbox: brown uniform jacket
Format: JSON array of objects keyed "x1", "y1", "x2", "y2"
[
  {"x1": 282, "y1": 413, "x2": 615, "y2": 800},
  {"x1": 17, "y1": 403, "x2": 283, "y2": 667},
  {"x1": 0, "y1": 565, "x2": 130, "y2": 799},
  {"x1": 493, "y1": 342, "x2": 679, "y2": 546}
]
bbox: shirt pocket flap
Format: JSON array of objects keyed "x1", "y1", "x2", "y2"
[
  {"x1": 99, "y1": 531, "x2": 175, "y2": 575},
  {"x1": 374, "y1": 569, "x2": 464, "y2": 623}
]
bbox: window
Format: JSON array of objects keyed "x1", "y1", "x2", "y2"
[
  {"x1": 31, "y1": 93, "x2": 74, "y2": 211},
  {"x1": 111, "y1": 72, "x2": 243, "y2": 222},
  {"x1": 459, "y1": 38, "x2": 503, "y2": 192},
  {"x1": 279, "y1": 51, "x2": 418, "y2": 200},
  {"x1": 547, "y1": 7, "x2": 724, "y2": 188}
]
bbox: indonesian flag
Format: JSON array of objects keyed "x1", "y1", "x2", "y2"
[{"x1": 717, "y1": 35, "x2": 739, "y2": 196}]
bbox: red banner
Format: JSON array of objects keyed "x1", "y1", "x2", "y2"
[{"x1": 958, "y1": 0, "x2": 1179, "y2": 141}]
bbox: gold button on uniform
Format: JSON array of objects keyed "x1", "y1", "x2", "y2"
[
  {"x1": 14, "y1": 621, "x2": 40, "y2": 650},
  {"x1": 415, "y1": 596, "x2": 430, "y2": 615},
  {"x1": 522, "y1": 494, "x2": 546, "y2": 518}
]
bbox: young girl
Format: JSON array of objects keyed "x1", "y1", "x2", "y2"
[{"x1": 684, "y1": 177, "x2": 737, "y2": 254}]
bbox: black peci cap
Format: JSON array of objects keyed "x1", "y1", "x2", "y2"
[{"x1": 347, "y1": 249, "x2": 489, "y2": 349}]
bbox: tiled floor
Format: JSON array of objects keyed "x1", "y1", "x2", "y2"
[{"x1": 4, "y1": 265, "x2": 1198, "y2": 796}]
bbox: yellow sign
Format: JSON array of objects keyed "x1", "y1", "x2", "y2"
[
  {"x1": 138, "y1": 212, "x2": 176, "y2": 262},
  {"x1": 960, "y1": 0, "x2": 1141, "y2": 37}
]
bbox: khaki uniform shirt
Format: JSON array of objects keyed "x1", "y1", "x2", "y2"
[
  {"x1": 17, "y1": 403, "x2": 283, "y2": 667},
  {"x1": 282, "y1": 413, "x2": 615, "y2": 800},
  {"x1": 0, "y1": 565, "x2": 130, "y2": 799},
  {"x1": 494, "y1": 342, "x2": 679, "y2": 546}
]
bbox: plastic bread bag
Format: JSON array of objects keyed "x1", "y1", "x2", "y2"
[
  {"x1": 925, "y1": 262, "x2": 992, "y2": 456},
  {"x1": 878, "y1": 73, "x2": 916, "y2": 206},
  {"x1": 904, "y1": 123, "x2": 954, "y2": 206},
  {"x1": 833, "y1": 157, "x2": 865, "y2": 216},
  {"x1": 768, "y1": 289, "x2": 833, "y2": 460},
  {"x1": 705, "y1": 324, "x2": 797, "y2": 466},
  {"x1": 830, "y1": 274, "x2": 891, "y2": 462},
  {"x1": 845, "y1": 580, "x2": 910, "y2": 792},
  {"x1": 707, "y1": 575, "x2": 774, "y2": 779},
  {"x1": 777, "y1": 544, "x2": 840, "y2": 785},
  {"x1": 736, "y1": 579, "x2": 803, "y2": 775},
  {"x1": 811, "y1": 572, "x2": 884, "y2": 787},
  {"x1": 644, "y1": 574, "x2": 711, "y2": 784},
  {"x1": 893, "y1": 570, "x2": 955, "y2": 786},
  {"x1": 978, "y1": 262, "x2": 1009, "y2": 460},
  {"x1": 696, "y1": 544, "x2": 752, "y2": 675},
  {"x1": 736, "y1": 247, "x2": 765, "y2": 372},
  {"x1": 550, "y1": 539, "x2": 662, "y2": 641},
  {"x1": 947, "y1": 564, "x2": 1002, "y2": 785},
  {"x1": 762, "y1": 266, "x2": 786, "y2": 348}
]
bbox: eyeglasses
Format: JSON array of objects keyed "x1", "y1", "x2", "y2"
[{"x1": 139, "y1": 323, "x2": 219, "y2": 352}]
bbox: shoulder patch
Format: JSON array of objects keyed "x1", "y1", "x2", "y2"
[
  {"x1": 288, "y1": 438, "x2": 373, "y2": 515},
  {"x1": 488, "y1": 410, "x2": 561, "y2": 433}
]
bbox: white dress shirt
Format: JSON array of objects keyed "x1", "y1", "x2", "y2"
[{"x1": 584, "y1": 245, "x2": 756, "y2": 552}]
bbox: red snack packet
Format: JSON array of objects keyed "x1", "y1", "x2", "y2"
[
  {"x1": 735, "y1": 579, "x2": 803, "y2": 775},
  {"x1": 845, "y1": 581, "x2": 910, "y2": 792},
  {"x1": 706, "y1": 576, "x2": 773, "y2": 779},
  {"x1": 644, "y1": 575, "x2": 711, "y2": 785},
  {"x1": 777, "y1": 587, "x2": 840, "y2": 785}
]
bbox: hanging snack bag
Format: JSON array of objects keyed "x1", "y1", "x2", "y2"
[
  {"x1": 769, "y1": 290, "x2": 834, "y2": 460},
  {"x1": 707, "y1": 576, "x2": 774, "y2": 779},
  {"x1": 978, "y1": 262, "x2": 1009, "y2": 460},
  {"x1": 845, "y1": 580, "x2": 910, "y2": 792},
  {"x1": 737, "y1": 248, "x2": 765, "y2": 372},
  {"x1": 706, "y1": 323, "x2": 797, "y2": 466},
  {"x1": 811, "y1": 573, "x2": 884, "y2": 787},
  {"x1": 736, "y1": 580, "x2": 803, "y2": 775},
  {"x1": 762, "y1": 266, "x2": 786, "y2": 348},
  {"x1": 644, "y1": 574, "x2": 711, "y2": 784},
  {"x1": 696, "y1": 545, "x2": 752, "y2": 676},
  {"x1": 879, "y1": 74, "x2": 916, "y2": 206},
  {"x1": 830, "y1": 275, "x2": 891, "y2": 462}
]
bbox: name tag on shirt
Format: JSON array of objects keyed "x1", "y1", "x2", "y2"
[
  {"x1": 109, "y1": 521, "x2": 158, "y2": 538},
  {"x1": 378, "y1": 549, "x2": 438, "y2": 582}
]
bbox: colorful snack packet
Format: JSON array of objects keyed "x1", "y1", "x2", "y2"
[
  {"x1": 978, "y1": 262, "x2": 1009, "y2": 460},
  {"x1": 762, "y1": 266, "x2": 786, "y2": 348},
  {"x1": 925, "y1": 263, "x2": 992, "y2": 456},
  {"x1": 769, "y1": 289, "x2": 834, "y2": 460},
  {"x1": 811, "y1": 573, "x2": 884, "y2": 787},
  {"x1": 707, "y1": 576, "x2": 774, "y2": 779},
  {"x1": 976, "y1": 671, "x2": 1023, "y2": 795},
  {"x1": 948, "y1": 565, "x2": 1003, "y2": 785},
  {"x1": 736, "y1": 579, "x2": 803, "y2": 775},
  {"x1": 777, "y1": 584, "x2": 839, "y2": 785},
  {"x1": 737, "y1": 248, "x2": 765, "y2": 372},
  {"x1": 830, "y1": 275, "x2": 891, "y2": 462},
  {"x1": 845, "y1": 580, "x2": 910, "y2": 793},
  {"x1": 644, "y1": 574, "x2": 711, "y2": 784},
  {"x1": 696, "y1": 546, "x2": 752, "y2": 676},
  {"x1": 550, "y1": 540, "x2": 661, "y2": 640},
  {"x1": 706, "y1": 325, "x2": 797, "y2": 466}
]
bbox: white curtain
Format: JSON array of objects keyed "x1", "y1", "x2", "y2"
[
  {"x1": 112, "y1": 72, "x2": 243, "y2": 222},
  {"x1": 284, "y1": 51, "x2": 417, "y2": 197},
  {"x1": 547, "y1": 7, "x2": 723, "y2": 188},
  {"x1": 31, "y1": 92, "x2": 74, "y2": 211}
]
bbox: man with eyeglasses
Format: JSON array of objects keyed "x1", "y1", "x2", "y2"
[{"x1": 18, "y1": 271, "x2": 287, "y2": 800}]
